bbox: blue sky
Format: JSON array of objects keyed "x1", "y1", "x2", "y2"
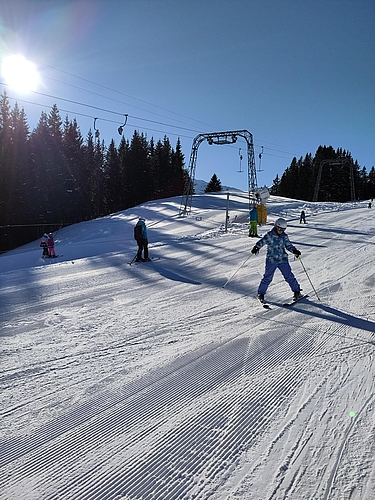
[{"x1": 0, "y1": 0, "x2": 374, "y2": 191}]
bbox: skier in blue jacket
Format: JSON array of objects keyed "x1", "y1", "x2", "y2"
[
  {"x1": 251, "y1": 217, "x2": 302, "y2": 302},
  {"x1": 248, "y1": 205, "x2": 259, "y2": 237},
  {"x1": 134, "y1": 217, "x2": 150, "y2": 262}
]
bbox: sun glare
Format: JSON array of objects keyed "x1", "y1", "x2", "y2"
[{"x1": 1, "y1": 54, "x2": 40, "y2": 93}]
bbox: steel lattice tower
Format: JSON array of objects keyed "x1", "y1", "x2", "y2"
[
  {"x1": 313, "y1": 158, "x2": 356, "y2": 202},
  {"x1": 179, "y1": 130, "x2": 258, "y2": 215}
]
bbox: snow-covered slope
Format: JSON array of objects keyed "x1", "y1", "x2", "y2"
[{"x1": 1, "y1": 193, "x2": 374, "y2": 499}]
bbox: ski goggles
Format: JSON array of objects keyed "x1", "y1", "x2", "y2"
[{"x1": 275, "y1": 226, "x2": 286, "y2": 232}]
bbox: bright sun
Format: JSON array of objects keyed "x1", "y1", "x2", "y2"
[{"x1": 1, "y1": 54, "x2": 40, "y2": 93}]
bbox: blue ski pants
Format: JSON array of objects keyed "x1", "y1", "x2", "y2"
[{"x1": 258, "y1": 260, "x2": 300, "y2": 295}]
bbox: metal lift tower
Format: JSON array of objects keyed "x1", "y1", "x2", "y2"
[
  {"x1": 313, "y1": 157, "x2": 356, "y2": 202},
  {"x1": 179, "y1": 130, "x2": 258, "y2": 215}
]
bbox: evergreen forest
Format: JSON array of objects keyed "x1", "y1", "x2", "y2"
[
  {"x1": 270, "y1": 145, "x2": 375, "y2": 202},
  {"x1": 0, "y1": 92, "x2": 187, "y2": 251}
]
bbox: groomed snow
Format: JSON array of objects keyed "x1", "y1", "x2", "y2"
[{"x1": 1, "y1": 192, "x2": 374, "y2": 499}]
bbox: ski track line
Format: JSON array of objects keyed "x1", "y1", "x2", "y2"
[
  {"x1": 265, "y1": 374, "x2": 333, "y2": 500},
  {"x1": 54, "y1": 330, "x2": 340, "y2": 498},
  {"x1": 0, "y1": 290, "x2": 252, "y2": 439},
  {"x1": 1, "y1": 331, "x2": 256, "y2": 467},
  {"x1": 0, "y1": 313, "x2": 250, "y2": 445},
  {"x1": 222, "y1": 339, "x2": 372, "y2": 500},
  {"x1": 1, "y1": 313, "x2": 338, "y2": 499},
  {"x1": 2, "y1": 338, "x2": 368, "y2": 498},
  {"x1": 0, "y1": 294, "x2": 240, "y2": 379},
  {"x1": 5, "y1": 356, "x2": 310, "y2": 500},
  {"x1": 323, "y1": 392, "x2": 375, "y2": 500},
  {"x1": 0, "y1": 265, "x2": 240, "y2": 328},
  {"x1": 0, "y1": 257, "x2": 182, "y2": 320}
]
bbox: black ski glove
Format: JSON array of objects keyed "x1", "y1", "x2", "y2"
[
  {"x1": 251, "y1": 246, "x2": 259, "y2": 255},
  {"x1": 293, "y1": 248, "x2": 301, "y2": 257}
]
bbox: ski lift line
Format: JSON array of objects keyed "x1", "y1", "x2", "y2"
[
  {"x1": 6, "y1": 92, "x2": 307, "y2": 160},
  {"x1": 44, "y1": 75, "x2": 216, "y2": 131},
  {"x1": 5, "y1": 94, "x2": 195, "y2": 140},
  {"x1": 2, "y1": 83, "x2": 204, "y2": 135},
  {"x1": 4, "y1": 94, "x2": 195, "y2": 139},
  {"x1": 17, "y1": 54, "x2": 218, "y2": 129},
  {"x1": 0, "y1": 52, "x2": 305, "y2": 155},
  {"x1": 257, "y1": 143, "x2": 306, "y2": 156},
  {"x1": 3, "y1": 83, "x2": 305, "y2": 158},
  {"x1": 215, "y1": 139, "x2": 306, "y2": 159},
  {"x1": 3, "y1": 84, "x2": 306, "y2": 159}
]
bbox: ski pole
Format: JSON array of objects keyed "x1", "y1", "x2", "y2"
[
  {"x1": 298, "y1": 256, "x2": 320, "y2": 301},
  {"x1": 222, "y1": 254, "x2": 252, "y2": 288},
  {"x1": 129, "y1": 253, "x2": 138, "y2": 266}
]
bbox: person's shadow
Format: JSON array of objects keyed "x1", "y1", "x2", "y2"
[
  {"x1": 151, "y1": 262, "x2": 201, "y2": 285},
  {"x1": 287, "y1": 299, "x2": 375, "y2": 340}
]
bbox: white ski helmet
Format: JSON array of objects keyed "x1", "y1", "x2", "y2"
[{"x1": 274, "y1": 217, "x2": 287, "y2": 229}]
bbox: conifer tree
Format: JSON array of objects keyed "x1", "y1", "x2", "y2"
[
  {"x1": 81, "y1": 130, "x2": 97, "y2": 219},
  {"x1": 170, "y1": 137, "x2": 185, "y2": 197},
  {"x1": 10, "y1": 103, "x2": 30, "y2": 223},
  {"x1": 205, "y1": 174, "x2": 222, "y2": 192},
  {"x1": 270, "y1": 174, "x2": 280, "y2": 195},
  {"x1": 29, "y1": 111, "x2": 54, "y2": 222},
  {"x1": 118, "y1": 135, "x2": 130, "y2": 209},
  {"x1": 368, "y1": 167, "x2": 375, "y2": 200},
  {"x1": 103, "y1": 139, "x2": 120, "y2": 214},
  {"x1": 0, "y1": 91, "x2": 12, "y2": 224},
  {"x1": 126, "y1": 130, "x2": 151, "y2": 207},
  {"x1": 62, "y1": 117, "x2": 85, "y2": 222},
  {"x1": 47, "y1": 105, "x2": 67, "y2": 218}
]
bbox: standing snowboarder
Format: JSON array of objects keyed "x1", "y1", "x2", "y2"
[
  {"x1": 134, "y1": 217, "x2": 150, "y2": 262},
  {"x1": 300, "y1": 210, "x2": 306, "y2": 223},
  {"x1": 251, "y1": 217, "x2": 302, "y2": 302}
]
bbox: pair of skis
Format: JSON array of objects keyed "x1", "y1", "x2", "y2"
[
  {"x1": 258, "y1": 294, "x2": 308, "y2": 309},
  {"x1": 128, "y1": 257, "x2": 160, "y2": 265}
]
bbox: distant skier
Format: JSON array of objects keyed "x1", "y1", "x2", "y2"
[
  {"x1": 40, "y1": 234, "x2": 49, "y2": 258},
  {"x1": 300, "y1": 210, "x2": 306, "y2": 223},
  {"x1": 248, "y1": 205, "x2": 259, "y2": 237},
  {"x1": 134, "y1": 217, "x2": 150, "y2": 262},
  {"x1": 47, "y1": 233, "x2": 56, "y2": 257},
  {"x1": 251, "y1": 217, "x2": 302, "y2": 302}
]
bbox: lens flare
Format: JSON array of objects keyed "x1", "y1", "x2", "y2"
[{"x1": 1, "y1": 54, "x2": 40, "y2": 93}]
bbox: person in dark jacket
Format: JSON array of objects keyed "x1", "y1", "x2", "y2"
[
  {"x1": 251, "y1": 217, "x2": 302, "y2": 302},
  {"x1": 40, "y1": 234, "x2": 49, "y2": 257},
  {"x1": 134, "y1": 217, "x2": 150, "y2": 262}
]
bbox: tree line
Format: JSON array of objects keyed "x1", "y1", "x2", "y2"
[
  {"x1": 0, "y1": 92, "x2": 187, "y2": 250},
  {"x1": 270, "y1": 145, "x2": 375, "y2": 202}
]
